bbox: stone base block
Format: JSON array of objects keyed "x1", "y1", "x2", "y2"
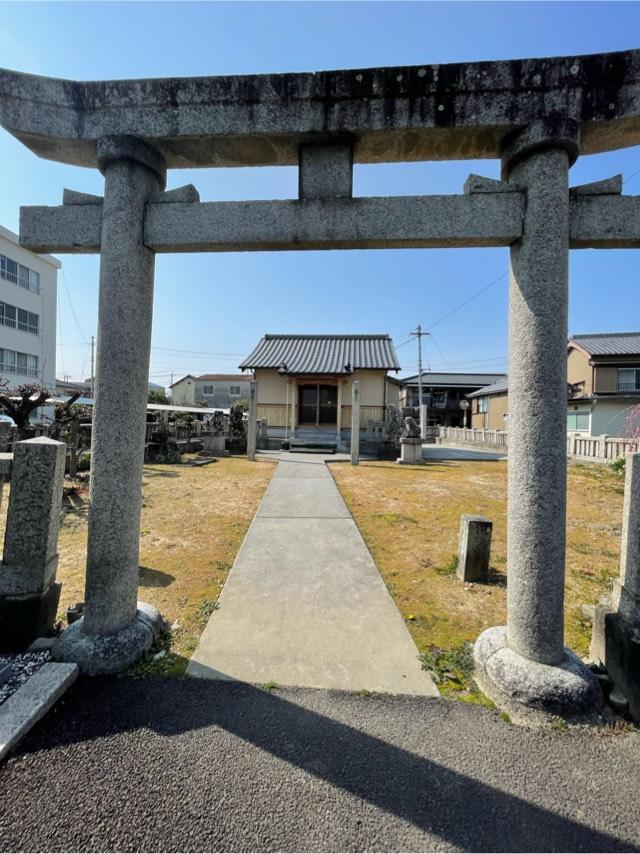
[
  {"x1": 52, "y1": 601, "x2": 167, "y2": 675},
  {"x1": 474, "y1": 626, "x2": 603, "y2": 722},
  {"x1": 0, "y1": 583, "x2": 61, "y2": 652},
  {"x1": 604, "y1": 612, "x2": 640, "y2": 724}
]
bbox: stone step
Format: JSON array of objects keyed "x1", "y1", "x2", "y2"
[{"x1": 287, "y1": 440, "x2": 337, "y2": 454}]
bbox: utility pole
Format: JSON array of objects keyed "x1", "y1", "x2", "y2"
[
  {"x1": 90, "y1": 335, "x2": 95, "y2": 396},
  {"x1": 411, "y1": 325, "x2": 429, "y2": 440}
]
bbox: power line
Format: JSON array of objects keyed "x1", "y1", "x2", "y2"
[
  {"x1": 150, "y1": 346, "x2": 246, "y2": 357},
  {"x1": 622, "y1": 166, "x2": 640, "y2": 186},
  {"x1": 428, "y1": 333, "x2": 451, "y2": 370},
  {"x1": 393, "y1": 336, "x2": 415, "y2": 351},
  {"x1": 426, "y1": 271, "x2": 507, "y2": 332},
  {"x1": 61, "y1": 268, "x2": 88, "y2": 344}
]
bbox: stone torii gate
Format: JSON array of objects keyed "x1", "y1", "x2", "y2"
[{"x1": 2, "y1": 50, "x2": 640, "y2": 717}]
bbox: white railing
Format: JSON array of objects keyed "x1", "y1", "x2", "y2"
[
  {"x1": 0, "y1": 315, "x2": 39, "y2": 334},
  {"x1": 0, "y1": 362, "x2": 38, "y2": 377},
  {"x1": 17, "y1": 320, "x2": 39, "y2": 334},
  {"x1": 437, "y1": 426, "x2": 638, "y2": 462}
]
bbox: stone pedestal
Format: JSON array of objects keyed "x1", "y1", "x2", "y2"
[
  {"x1": 350, "y1": 381, "x2": 360, "y2": 466},
  {"x1": 0, "y1": 438, "x2": 66, "y2": 650},
  {"x1": 474, "y1": 120, "x2": 602, "y2": 719},
  {"x1": 457, "y1": 515, "x2": 492, "y2": 583},
  {"x1": 53, "y1": 136, "x2": 166, "y2": 674},
  {"x1": 201, "y1": 433, "x2": 228, "y2": 456},
  {"x1": 397, "y1": 437, "x2": 424, "y2": 465}
]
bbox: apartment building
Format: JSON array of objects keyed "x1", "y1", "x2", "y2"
[
  {"x1": 0, "y1": 224, "x2": 59, "y2": 389},
  {"x1": 170, "y1": 373, "x2": 252, "y2": 408}
]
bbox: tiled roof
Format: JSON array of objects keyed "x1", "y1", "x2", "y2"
[
  {"x1": 239, "y1": 335, "x2": 400, "y2": 374},
  {"x1": 401, "y1": 372, "x2": 506, "y2": 388},
  {"x1": 570, "y1": 333, "x2": 640, "y2": 357},
  {"x1": 197, "y1": 374, "x2": 252, "y2": 382},
  {"x1": 466, "y1": 378, "x2": 509, "y2": 398}
]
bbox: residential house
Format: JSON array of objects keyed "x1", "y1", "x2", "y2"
[
  {"x1": 566, "y1": 333, "x2": 640, "y2": 437},
  {"x1": 468, "y1": 332, "x2": 640, "y2": 438},
  {"x1": 400, "y1": 372, "x2": 506, "y2": 427},
  {"x1": 54, "y1": 378, "x2": 92, "y2": 398},
  {"x1": 238, "y1": 334, "x2": 401, "y2": 445},
  {"x1": 468, "y1": 378, "x2": 509, "y2": 430},
  {"x1": 0, "y1": 224, "x2": 58, "y2": 389},
  {"x1": 170, "y1": 373, "x2": 252, "y2": 409}
]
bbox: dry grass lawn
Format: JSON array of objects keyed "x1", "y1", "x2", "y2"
[
  {"x1": 330, "y1": 458, "x2": 624, "y2": 693},
  {"x1": 1, "y1": 456, "x2": 276, "y2": 673}
]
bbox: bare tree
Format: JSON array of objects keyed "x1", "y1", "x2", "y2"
[{"x1": 0, "y1": 380, "x2": 50, "y2": 439}]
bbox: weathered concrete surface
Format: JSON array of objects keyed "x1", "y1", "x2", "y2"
[
  {"x1": 1, "y1": 678, "x2": 639, "y2": 852},
  {"x1": 299, "y1": 140, "x2": 353, "y2": 199},
  {"x1": 83, "y1": 144, "x2": 163, "y2": 639},
  {"x1": 21, "y1": 192, "x2": 640, "y2": 255},
  {"x1": 474, "y1": 626, "x2": 602, "y2": 722},
  {"x1": 594, "y1": 454, "x2": 640, "y2": 724},
  {"x1": 52, "y1": 603, "x2": 167, "y2": 676},
  {"x1": 612, "y1": 452, "x2": 640, "y2": 625},
  {"x1": 20, "y1": 192, "x2": 526, "y2": 254},
  {"x1": 350, "y1": 381, "x2": 360, "y2": 466},
  {"x1": 188, "y1": 456, "x2": 436, "y2": 696},
  {"x1": 246, "y1": 380, "x2": 257, "y2": 462},
  {"x1": 398, "y1": 436, "x2": 424, "y2": 465},
  {"x1": 0, "y1": 438, "x2": 65, "y2": 597},
  {"x1": 2, "y1": 50, "x2": 640, "y2": 168},
  {"x1": 0, "y1": 663, "x2": 77, "y2": 763},
  {"x1": 0, "y1": 438, "x2": 65, "y2": 649},
  {"x1": 503, "y1": 133, "x2": 572, "y2": 667},
  {"x1": 259, "y1": 476, "x2": 351, "y2": 518},
  {"x1": 457, "y1": 515, "x2": 492, "y2": 583}
]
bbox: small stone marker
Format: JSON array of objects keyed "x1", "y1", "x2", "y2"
[
  {"x1": 457, "y1": 515, "x2": 492, "y2": 583},
  {"x1": 0, "y1": 437, "x2": 66, "y2": 648}
]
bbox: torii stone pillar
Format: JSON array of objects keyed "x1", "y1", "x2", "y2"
[
  {"x1": 474, "y1": 120, "x2": 602, "y2": 718},
  {"x1": 53, "y1": 136, "x2": 166, "y2": 674},
  {"x1": 351, "y1": 381, "x2": 360, "y2": 466},
  {"x1": 247, "y1": 381, "x2": 257, "y2": 461}
]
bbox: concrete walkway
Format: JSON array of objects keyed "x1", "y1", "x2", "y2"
[{"x1": 188, "y1": 454, "x2": 437, "y2": 696}]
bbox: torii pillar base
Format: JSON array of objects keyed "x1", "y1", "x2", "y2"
[
  {"x1": 53, "y1": 601, "x2": 167, "y2": 676},
  {"x1": 474, "y1": 626, "x2": 602, "y2": 725}
]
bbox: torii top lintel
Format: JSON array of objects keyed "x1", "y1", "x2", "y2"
[{"x1": 1, "y1": 49, "x2": 640, "y2": 169}]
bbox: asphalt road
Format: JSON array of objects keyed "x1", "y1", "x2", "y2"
[{"x1": 0, "y1": 678, "x2": 638, "y2": 852}]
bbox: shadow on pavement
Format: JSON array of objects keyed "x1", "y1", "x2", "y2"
[{"x1": 10, "y1": 675, "x2": 633, "y2": 852}]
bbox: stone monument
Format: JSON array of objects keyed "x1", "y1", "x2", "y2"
[
  {"x1": 591, "y1": 453, "x2": 640, "y2": 722},
  {"x1": 397, "y1": 416, "x2": 424, "y2": 465},
  {"x1": 0, "y1": 438, "x2": 66, "y2": 649}
]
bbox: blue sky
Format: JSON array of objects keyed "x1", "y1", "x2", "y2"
[{"x1": 1, "y1": 1, "x2": 639, "y2": 386}]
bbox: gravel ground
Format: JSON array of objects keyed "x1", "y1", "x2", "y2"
[
  {"x1": 0, "y1": 651, "x2": 50, "y2": 706},
  {"x1": 0, "y1": 677, "x2": 639, "y2": 852}
]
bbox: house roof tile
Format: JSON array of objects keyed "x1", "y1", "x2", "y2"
[
  {"x1": 239, "y1": 334, "x2": 400, "y2": 374},
  {"x1": 570, "y1": 333, "x2": 640, "y2": 357}
]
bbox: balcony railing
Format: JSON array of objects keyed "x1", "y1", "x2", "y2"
[
  {"x1": 617, "y1": 383, "x2": 640, "y2": 393},
  {"x1": 0, "y1": 267, "x2": 40, "y2": 294},
  {"x1": 0, "y1": 315, "x2": 39, "y2": 335},
  {"x1": 0, "y1": 362, "x2": 38, "y2": 377},
  {"x1": 17, "y1": 320, "x2": 38, "y2": 334}
]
